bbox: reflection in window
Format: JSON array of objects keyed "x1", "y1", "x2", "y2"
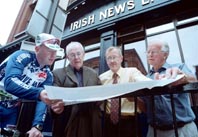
[
  {"x1": 178, "y1": 25, "x2": 198, "y2": 74},
  {"x1": 147, "y1": 31, "x2": 182, "y2": 64},
  {"x1": 85, "y1": 43, "x2": 100, "y2": 51},
  {"x1": 146, "y1": 23, "x2": 174, "y2": 35},
  {"x1": 85, "y1": 50, "x2": 100, "y2": 61},
  {"x1": 84, "y1": 43, "x2": 100, "y2": 73},
  {"x1": 84, "y1": 49, "x2": 100, "y2": 74},
  {"x1": 124, "y1": 41, "x2": 148, "y2": 74},
  {"x1": 177, "y1": 16, "x2": 198, "y2": 26}
]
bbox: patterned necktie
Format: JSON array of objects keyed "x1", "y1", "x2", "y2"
[{"x1": 110, "y1": 73, "x2": 119, "y2": 124}]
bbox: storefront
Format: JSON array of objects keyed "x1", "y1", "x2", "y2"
[{"x1": 59, "y1": 0, "x2": 198, "y2": 75}]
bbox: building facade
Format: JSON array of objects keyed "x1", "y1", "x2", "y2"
[
  {"x1": 0, "y1": 0, "x2": 198, "y2": 136},
  {"x1": 61, "y1": 0, "x2": 198, "y2": 75},
  {"x1": 1, "y1": 0, "x2": 198, "y2": 76}
]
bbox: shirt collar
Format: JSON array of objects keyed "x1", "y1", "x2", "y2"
[
  {"x1": 110, "y1": 67, "x2": 123, "y2": 78},
  {"x1": 69, "y1": 64, "x2": 83, "y2": 74},
  {"x1": 149, "y1": 62, "x2": 170, "y2": 75},
  {"x1": 74, "y1": 67, "x2": 83, "y2": 73}
]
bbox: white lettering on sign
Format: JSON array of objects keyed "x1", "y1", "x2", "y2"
[
  {"x1": 99, "y1": 0, "x2": 135, "y2": 21},
  {"x1": 69, "y1": 0, "x2": 156, "y2": 32},
  {"x1": 127, "y1": 0, "x2": 136, "y2": 10},
  {"x1": 142, "y1": 0, "x2": 154, "y2": 6},
  {"x1": 70, "y1": 15, "x2": 95, "y2": 31}
]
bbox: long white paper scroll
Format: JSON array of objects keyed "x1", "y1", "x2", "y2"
[{"x1": 45, "y1": 75, "x2": 184, "y2": 105}]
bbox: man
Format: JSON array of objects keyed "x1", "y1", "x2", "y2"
[
  {"x1": 51, "y1": 41, "x2": 102, "y2": 137},
  {"x1": 144, "y1": 40, "x2": 198, "y2": 137},
  {"x1": 0, "y1": 33, "x2": 61, "y2": 137},
  {"x1": 99, "y1": 46, "x2": 151, "y2": 137}
]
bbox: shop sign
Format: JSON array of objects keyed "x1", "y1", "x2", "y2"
[{"x1": 64, "y1": 0, "x2": 179, "y2": 37}]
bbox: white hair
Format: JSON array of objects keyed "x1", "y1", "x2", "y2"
[
  {"x1": 149, "y1": 40, "x2": 170, "y2": 55},
  {"x1": 65, "y1": 41, "x2": 84, "y2": 55}
]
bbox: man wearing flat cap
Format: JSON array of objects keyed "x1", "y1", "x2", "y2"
[{"x1": 0, "y1": 33, "x2": 61, "y2": 137}]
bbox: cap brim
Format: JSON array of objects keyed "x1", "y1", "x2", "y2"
[{"x1": 44, "y1": 43, "x2": 60, "y2": 51}]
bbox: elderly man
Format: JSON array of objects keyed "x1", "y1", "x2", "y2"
[
  {"x1": 51, "y1": 41, "x2": 102, "y2": 137},
  {"x1": 1, "y1": 33, "x2": 61, "y2": 137},
  {"x1": 99, "y1": 46, "x2": 151, "y2": 137},
  {"x1": 144, "y1": 40, "x2": 198, "y2": 137}
]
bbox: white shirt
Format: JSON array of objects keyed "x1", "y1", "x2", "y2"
[{"x1": 99, "y1": 67, "x2": 151, "y2": 116}]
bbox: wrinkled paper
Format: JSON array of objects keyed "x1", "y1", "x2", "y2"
[{"x1": 45, "y1": 75, "x2": 184, "y2": 105}]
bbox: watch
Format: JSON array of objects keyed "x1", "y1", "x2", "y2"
[{"x1": 34, "y1": 124, "x2": 43, "y2": 131}]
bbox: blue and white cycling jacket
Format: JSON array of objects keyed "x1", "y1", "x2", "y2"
[{"x1": 3, "y1": 50, "x2": 54, "y2": 126}]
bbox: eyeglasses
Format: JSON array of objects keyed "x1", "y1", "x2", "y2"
[
  {"x1": 43, "y1": 39, "x2": 60, "y2": 46},
  {"x1": 68, "y1": 52, "x2": 82, "y2": 59},
  {"x1": 145, "y1": 51, "x2": 163, "y2": 55},
  {"x1": 106, "y1": 56, "x2": 119, "y2": 61}
]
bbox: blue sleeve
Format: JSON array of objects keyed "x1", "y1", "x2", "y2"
[
  {"x1": 32, "y1": 101, "x2": 48, "y2": 126},
  {"x1": 177, "y1": 63, "x2": 195, "y2": 76},
  {"x1": 4, "y1": 51, "x2": 42, "y2": 100}
]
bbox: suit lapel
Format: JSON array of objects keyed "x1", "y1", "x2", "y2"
[
  {"x1": 83, "y1": 66, "x2": 90, "y2": 86},
  {"x1": 66, "y1": 65, "x2": 90, "y2": 87},
  {"x1": 66, "y1": 65, "x2": 79, "y2": 85}
]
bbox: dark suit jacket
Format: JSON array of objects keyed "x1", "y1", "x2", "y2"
[{"x1": 52, "y1": 64, "x2": 102, "y2": 137}]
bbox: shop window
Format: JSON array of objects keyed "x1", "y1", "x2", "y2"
[
  {"x1": 85, "y1": 43, "x2": 100, "y2": 51},
  {"x1": 124, "y1": 40, "x2": 147, "y2": 75},
  {"x1": 177, "y1": 16, "x2": 198, "y2": 26},
  {"x1": 146, "y1": 22, "x2": 174, "y2": 35},
  {"x1": 84, "y1": 43, "x2": 100, "y2": 74},
  {"x1": 178, "y1": 25, "x2": 198, "y2": 74},
  {"x1": 84, "y1": 43, "x2": 100, "y2": 62}
]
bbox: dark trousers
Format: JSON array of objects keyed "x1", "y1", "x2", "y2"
[
  {"x1": 138, "y1": 112, "x2": 148, "y2": 137},
  {"x1": 103, "y1": 113, "x2": 148, "y2": 137}
]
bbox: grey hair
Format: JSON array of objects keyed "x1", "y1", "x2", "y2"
[
  {"x1": 161, "y1": 41, "x2": 169, "y2": 54},
  {"x1": 105, "y1": 46, "x2": 122, "y2": 56},
  {"x1": 65, "y1": 41, "x2": 84, "y2": 55},
  {"x1": 148, "y1": 40, "x2": 170, "y2": 55}
]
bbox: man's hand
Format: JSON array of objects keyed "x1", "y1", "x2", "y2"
[
  {"x1": 51, "y1": 100, "x2": 65, "y2": 114},
  {"x1": 165, "y1": 67, "x2": 184, "y2": 79},
  {"x1": 154, "y1": 67, "x2": 197, "y2": 86},
  {"x1": 154, "y1": 72, "x2": 166, "y2": 80},
  {"x1": 39, "y1": 90, "x2": 51, "y2": 105},
  {"x1": 39, "y1": 90, "x2": 64, "y2": 114},
  {"x1": 154, "y1": 67, "x2": 185, "y2": 80},
  {"x1": 27, "y1": 127, "x2": 42, "y2": 137}
]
